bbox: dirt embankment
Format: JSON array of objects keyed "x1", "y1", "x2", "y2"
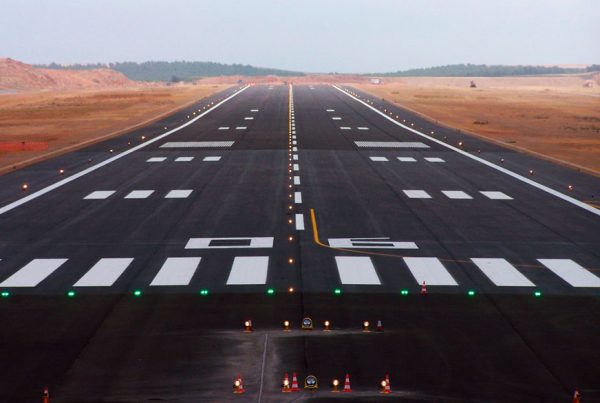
[{"x1": 355, "y1": 76, "x2": 600, "y2": 175}]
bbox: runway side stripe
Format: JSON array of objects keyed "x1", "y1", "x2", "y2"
[
  {"x1": 403, "y1": 257, "x2": 458, "y2": 286},
  {"x1": 537, "y1": 259, "x2": 600, "y2": 287},
  {"x1": 0, "y1": 85, "x2": 249, "y2": 216},
  {"x1": 226, "y1": 256, "x2": 269, "y2": 285},
  {"x1": 335, "y1": 256, "x2": 381, "y2": 285},
  {"x1": 471, "y1": 258, "x2": 535, "y2": 287},
  {"x1": 150, "y1": 257, "x2": 201, "y2": 286},
  {"x1": 334, "y1": 85, "x2": 600, "y2": 218},
  {"x1": 74, "y1": 258, "x2": 134, "y2": 287},
  {"x1": 0, "y1": 259, "x2": 68, "y2": 287}
]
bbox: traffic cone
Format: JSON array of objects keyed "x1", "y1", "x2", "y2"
[
  {"x1": 380, "y1": 374, "x2": 391, "y2": 394},
  {"x1": 376, "y1": 320, "x2": 384, "y2": 332},
  {"x1": 42, "y1": 386, "x2": 49, "y2": 403},
  {"x1": 282, "y1": 372, "x2": 291, "y2": 392},
  {"x1": 573, "y1": 388, "x2": 581, "y2": 403},
  {"x1": 233, "y1": 374, "x2": 245, "y2": 394},
  {"x1": 290, "y1": 372, "x2": 300, "y2": 392},
  {"x1": 421, "y1": 281, "x2": 427, "y2": 295},
  {"x1": 342, "y1": 373, "x2": 352, "y2": 392}
]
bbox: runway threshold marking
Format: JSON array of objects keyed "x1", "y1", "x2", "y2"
[
  {"x1": 0, "y1": 258, "x2": 68, "y2": 287},
  {"x1": 74, "y1": 258, "x2": 134, "y2": 287},
  {"x1": 335, "y1": 256, "x2": 381, "y2": 285},
  {"x1": 0, "y1": 85, "x2": 249, "y2": 215},
  {"x1": 334, "y1": 85, "x2": 600, "y2": 218},
  {"x1": 226, "y1": 256, "x2": 269, "y2": 285},
  {"x1": 150, "y1": 257, "x2": 201, "y2": 286}
]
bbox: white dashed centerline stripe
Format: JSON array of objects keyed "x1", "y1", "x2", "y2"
[
  {"x1": 357, "y1": 127, "x2": 369, "y2": 130},
  {"x1": 218, "y1": 126, "x2": 229, "y2": 130},
  {"x1": 480, "y1": 191, "x2": 513, "y2": 200},
  {"x1": 165, "y1": 190, "x2": 193, "y2": 199},
  {"x1": 84, "y1": 191, "x2": 115, "y2": 200},
  {"x1": 471, "y1": 258, "x2": 535, "y2": 287},
  {"x1": 236, "y1": 126, "x2": 247, "y2": 130},
  {"x1": 425, "y1": 157, "x2": 445, "y2": 163},
  {"x1": 403, "y1": 190, "x2": 432, "y2": 199},
  {"x1": 335, "y1": 256, "x2": 381, "y2": 285},
  {"x1": 150, "y1": 257, "x2": 201, "y2": 286},
  {"x1": 294, "y1": 192, "x2": 302, "y2": 204},
  {"x1": 403, "y1": 257, "x2": 458, "y2": 286},
  {"x1": 0, "y1": 259, "x2": 68, "y2": 287},
  {"x1": 293, "y1": 176, "x2": 301, "y2": 185},
  {"x1": 74, "y1": 258, "x2": 134, "y2": 287},
  {"x1": 147, "y1": 157, "x2": 167, "y2": 162},
  {"x1": 124, "y1": 190, "x2": 154, "y2": 199},
  {"x1": 370, "y1": 156, "x2": 389, "y2": 162},
  {"x1": 293, "y1": 164, "x2": 300, "y2": 171},
  {"x1": 175, "y1": 156, "x2": 194, "y2": 162},
  {"x1": 442, "y1": 190, "x2": 473, "y2": 200},
  {"x1": 295, "y1": 213, "x2": 305, "y2": 230},
  {"x1": 203, "y1": 156, "x2": 222, "y2": 162},
  {"x1": 537, "y1": 259, "x2": 600, "y2": 287},
  {"x1": 226, "y1": 256, "x2": 269, "y2": 285},
  {"x1": 397, "y1": 157, "x2": 417, "y2": 162}
]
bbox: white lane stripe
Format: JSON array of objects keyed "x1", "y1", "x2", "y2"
[
  {"x1": 471, "y1": 258, "x2": 535, "y2": 287},
  {"x1": 161, "y1": 141, "x2": 234, "y2": 148},
  {"x1": 326, "y1": 109, "x2": 335, "y2": 112},
  {"x1": 332, "y1": 117, "x2": 342, "y2": 120},
  {"x1": 292, "y1": 146, "x2": 298, "y2": 151},
  {"x1": 150, "y1": 257, "x2": 201, "y2": 286},
  {"x1": 226, "y1": 256, "x2": 269, "y2": 285},
  {"x1": 355, "y1": 141, "x2": 430, "y2": 148},
  {"x1": 293, "y1": 154, "x2": 299, "y2": 160},
  {"x1": 335, "y1": 256, "x2": 381, "y2": 285},
  {"x1": 480, "y1": 191, "x2": 513, "y2": 200},
  {"x1": 218, "y1": 126, "x2": 230, "y2": 130},
  {"x1": 250, "y1": 109, "x2": 259, "y2": 112},
  {"x1": 292, "y1": 140, "x2": 297, "y2": 145},
  {"x1": 74, "y1": 258, "x2": 133, "y2": 287},
  {"x1": 84, "y1": 191, "x2": 115, "y2": 200},
  {"x1": 370, "y1": 156, "x2": 389, "y2": 162},
  {"x1": 244, "y1": 117, "x2": 254, "y2": 120},
  {"x1": 425, "y1": 157, "x2": 445, "y2": 162},
  {"x1": 175, "y1": 156, "x2": 194, "y2": 162},
  {"x1": 0, "y1": 87, "x2": 248, "y2": 217},
  {"x1": 0, "y1": 259, "x2": 68, "y2": 287},
  {"x1": 340, "y1": 126, "x2": 351, "y2": 130},
  {"x1": 293, "y1": 176, "x2": 301, "y2": 185},
  {"x1": 124, "y1": 190, "x2": 154, "y2": 199},
  {"x1": 165, "y1": 190, "x2": 193, "y2": 198},
  {"x1": 293, "y1": 164, "x2": 300, "y2": 171},
  {"x1": 295, "y1": 213, "x2": 305, "y2": 230},
  {"x1": 334, "y1": 85, "x2": 600, "y2": 218},
  {"x1": 537, "y1": 259, "x2": 600, "y2": 287},
  {"x1": 357, "y1": 127, "x2": 369, "y2": 130},
  {"x1": 147, "y1": 157, "x2": 167, "y2": 162},
  {"x1": 185, "y1": 237, "x2": 274, "y2": 249},
  {"x1": 203, "y1": 156, "x2": 222, "y2": 162},
  {"x1": 397, "y1": 157, "x2": 417, "y2": 162},
  {"x1": 442, "y1": 190, "x2": 473, "y2": 200},
  {"x1": 236, "y1": 126, "x2": 247, "y2": 130},
  {"x1": 294, "y1": 192, "x2": 302, "y2": 204},
  {"x1": 403, "y1": 257, "x2": 458, "y2": 286},
  {"x1": 403, "y1": 190, "x2": 432, "y2": 199}
]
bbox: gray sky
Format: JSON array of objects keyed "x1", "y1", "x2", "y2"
[{"x1": 1, "y1": 0, "x2": 598, "y2": 73}]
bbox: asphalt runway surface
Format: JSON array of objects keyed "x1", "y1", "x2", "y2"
[{"x1": 0, "y1": 84, "x2": 599, "y2": 402}]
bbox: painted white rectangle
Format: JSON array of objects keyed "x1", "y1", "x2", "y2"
[
  {"x1": 442, "y1": 190, "x2": 473, "y2": 200},
  {"x1": 293, "y1": 154, "x2": 299, "y2": 161},
  {"x1": 425, "y1": 157, "x2": 445, "y2": 163},
  {"x1": 295, "y1": 213, "x2": 305, "y2": 230},
  {"x1": 329, "y1": 238, "x2": 418, "y2": 250},
  {"x1": 403, "y1": 257, "x2": 458, "y2": 286},
  {"x1": 292, "y1": 131, "x2": 296, "y2": 134},
  {"x1": 293, "y1": 176, "x2": 301, "y2": 185},
  {"x1": 165, "y1": 190, "x2": 193, "y2": 198},
  {"x1": 218, "y1": 126, "x2": 229, "y2": 130},
  {"x1": 203, "y1": 156, "x2": 221, "y2": 162},
  {"x1": 480, "y1": 191, "x2": 513, "y2": 200},
  {"x1": 332, "y1": 117, "x2": 342, "y2": 120},
  {"x1": 397, "y1": 157, "x2": 417, "y2": 162},
  {"x1": 84, "y1": 191, "x2": 115, "y2": 200},
  {"x1": 357, "y1": 127, "x2": 369, "y2": 130},
  {"x1": 244, "y1": 117, "x2": 254, "y2": 120},
  {"x1": 150, "y1": 257, "x2": 201, "y2": 286},
  {"x1": 471, "y1": 258, "x2": 535, "y2": 287},
  {"x1": 294, "y1": 192, "x2": 302, "y2": 204},
  {"x1": 326, "y1": 109, "x2": 335, "y2": 112},
  {"x1": 250, "y1": 109, "x2": 259, "y2": 112},
  {"x1": 226, "y1": 256, "x2": 269, "y2": 285},
  {"x1": 335, "y1": 256, "x2": 381, "y2": 285},
  {"x1": 370, "y1": 156, "x2": 389, "y2": 162},
  {"x1": 292, "y1": 140, "x2": 297, "y2": 145},
  {"x1": 74, "y1": 258, "x2": 134, "y2": 287},
  {"x1": 537, "y1": 259, "x2": 600, "y2": 287},
  {"x1": 340, "y1": 126, "x2": 351, "y2": 130},
  {"x1": 185, "y1": 237, "x2": 274, "y2": 249},
  {"x1": 355, "y1": 141, "x2": 430, "y2": 149},
  {"x1": 161, "y1": 141, "x2": 234, "y2": 148},
  {"x1": 293, "y1": 164, "x2": 300, "y2": 171},
  {"x1": 175, "y1": 157, "x2": 194, "y2": 162},
  {"x1": 403, "y1": 190, "x2": 432, "y2": 199},
  {"x1": 125, "y1": 190, "x2": 154, "y2": 199},
  {"x1": 0, "y1": 259, "x2": 68, "y2": 287},
  {"x1": 235, "y1": 127, "x2": 247, "y2": 130},
  {"x1": 147, "y1": 157, "x2": 167, "y2": 162}
]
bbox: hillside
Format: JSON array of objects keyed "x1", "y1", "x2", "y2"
[
  {"x1": 379, "y1": 63, "x2": 600, "y2": 77},
  {"x1": 0, "y1": 58, "x2": 136, "y2": 90}
]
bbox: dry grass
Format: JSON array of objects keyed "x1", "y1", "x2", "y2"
[
  {"x1": 355, "y1": 76, "x2": 600, "y2": 175},
  {"x1": 0, "y1": 84, "x2": 230, "y2": 172}
]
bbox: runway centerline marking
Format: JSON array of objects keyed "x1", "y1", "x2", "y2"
[
  {"x1": 84, "y1": 190, "x2": 115, "y2": 200},
  {"x1": 295, "y1": 213, "x2": 305, "y2": 230},
  {"x1": 174, "y1": 156, "x2": 194, "y2": 162},
  {"x1": 442, "y1": 190, "x2": 473, "y2": 200},
  {"x1": 480, "y1": 191, "x2": 513, "y2": 200},
  {"x1": 147, "y1": 157, "x2": 167, "y2": 162},
  {"x1": 0, "y1": 86, "x2": 248, "y2": 215},
  {"x1": 397, "y1": 157, "x2": 417, "y2": 162},
  {"x1": 369, "y1": 156, "x2": 389, "y2": 162},
  {"x1": 165, "y1": 190, "x2": 193, "y2": 198},
  {"x1": 403, "y1": 190, "x2": 432, "y2": 199},
  {"x1": 124, "y1": 190, "x2": 154, "y2": 199},
  {"x1": 203, "y1": 156, "x2": 222, "y2": 162}
]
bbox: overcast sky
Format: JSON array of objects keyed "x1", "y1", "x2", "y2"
[{"x1": 1, "y1": 0, "x2": 598, "y2": 73}]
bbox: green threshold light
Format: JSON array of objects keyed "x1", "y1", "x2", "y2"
[
  {"x1": 1, "y1": 291, "x2": 9, "y2": 298},
  {"x1": 199, "y1": 289, "x2": 209, "y2": 296},
  {"x1": 334, "y1": 288, "x2": 342, "y2": 295},
  {"x1": 67, "y1": 290, "x2": 76, "y2": 298},
  {"x1": 534, "y1": 291, "x2": 542, "y2": 298},
  {"x1": 400, "y1": 289, "x2": 409, "y2": 295},
  {"x1": 267, "y1": 288, "x2": 275, "y2": 295},
  {"x1": 133, "y1": 290, "x2": 142, "y2": 297},
  {"x1": 467, "y1": 290, "x2": 476, "y2": 296}
]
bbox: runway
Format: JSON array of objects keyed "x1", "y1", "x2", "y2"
[{"x1": 0, "y1": 84, "x2": 598, "y2": 402}]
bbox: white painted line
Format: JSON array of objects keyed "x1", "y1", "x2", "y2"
[
  {"x1": 340, "y1": 126, "x2": 352, "y2": 130},
  {"x1": 294, "y1": 192, "x2": 302, "y2": 204},
  {"x1": 150, "y1": 257, "x2": 201, "y2": 286},
  {"x1": 292, "y1": 140, "x2": 297, "y2": 145},
  {"x1": 480, "y1": 191, "x2": 513, "y2": 200},
  {"x1": 293, "y1": 164, "x2": 300, "y2": 171},
  {"x1": 326, "y1": 109, "x2": 335, "y2": 112},
  {"x1": 244, "y1": 117, "x2": 254, "y2": 120},
  {"x1": 124, "y1": 190, "x2": 154, "y2": 199},
  {"x1": 403, "y1": 257, "x2": 458, "y2": 286},
  {"x1": 335, "y1": 85, "x2": 600, "y2": 218},
  {"x1": 442, "y1": 190, "x2": 473, "y2": 200},
  {"x1": 293, "y1": 176, "x2": 301, "y2": 185},
  {"x1": 74, "y1": 258, "x2": 134, "y2": 287},
  {"x1": 292, "y1": 146, "x2": 298, "y2": 152},
  {"x1": 161, "y1": 141, "x2": 234, "y2": 148},
  {"x1": 185, "y1": 237, "x2": 274, "y2": 249},
  {"x1": 292, "y1": 131, "x2": 296, "y2": 134},
  {"x1": 329, "y1": 238, "x2": 418, "y2": 249},
  {"x1": 0, "y1": 259, "x2": 68, "y2": 287},
  {"x1": 250, "y1": 109, "x2": 259, "y2": 112},
  {"x1": 537, "y1": 259, "x2": 600, "y2": 287},
  {"x1": 175, "y1": 156, "x2": 194, "y2": 162},
  {"x1": 471, "y1": 258, "x2": 535, "y2": 287},
  {"x1": 335, "y1": 256, "x2": 381, "y2": 285},
  {"x1": 357, "y1": 127, "x2": 369, "y2": 130},
  {"x1": 355, "y1": 141, "x2": 430, "y2": 149},
  {"x1": 203, "y1": 156, "x2": 221, "y2": 162},
  {"x1": 332, "y1": 117, "x2": 342, "y2": 120},
  {"x1": 218, "y1": 126, "x2": 230, "y2": 130},
  {"x1": 0, "y1": 87, "x2": 248, "y2": 216},
  {"x1": 397, "y1": 157, "x2": 417, "y2": 162},
  {"x1": 292, "y1": 136, "x2": 297, "y2": 140},
  {"x1": 236, "y1": 126, "x2": 247, "y2": 130},
  {"x1": 147, "y1": 157, "x2": 167, "y2": 162},
  {"x1": 295, "y1": 213, "x2": 305, "y2": 230},
  {"x1": 403, "y1": 190, "x2": 432, "y2": 199},
  {"x1": 425, "y1": 157, "x2": 445, "y2": 163},
  {"x1": 165, "y1": 190, "x2": 193, "y2": 199},
  {"x1": 84, "y1": 191, "x2": 115, "y2": 200},
  {"x1": 226, "y1": 256, "x2": 269, "y2": 285},
  {"x1": 293, "y1": 154, "x2": 299, "y2": 161},
  {"x1": 370, "y1": 156, "x2": 389, "y2": 162}
]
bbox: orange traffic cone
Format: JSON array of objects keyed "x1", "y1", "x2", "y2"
[
  {"x1": 421, "y1": 281, "x2": 427, "y2": 295},
  {"x1": 573, "y1": 389, "x2": 581, "y2": 403},
  {"x1": 342, "y1": 373, "x2": 352, "y2": 392},
  {"x1": 290, "y1": 373, "x2": 300, "y2": 392},
  {"x1": 282, "y1": 372, "x2": 291, "y2": 392},
  {"x1": 42, "y1": 386, "x2": 49, "y2": 403},
  {"x1": 380, "y1": 374, "x2": 391, "y2": 394},
  {"x1": 233, "y1": 374, "x2": 245, "y2": 394}
]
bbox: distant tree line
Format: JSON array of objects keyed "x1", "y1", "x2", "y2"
[
  {"x1": 35, "y1": 61, "x2": 304, "y2": 81},
  {"x1": 378, "y1": 64, "x2": 600, "y2": 77}
]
